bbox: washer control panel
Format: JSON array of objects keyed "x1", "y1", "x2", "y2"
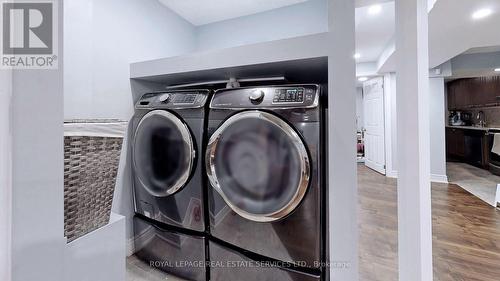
[
  {"x1": 136, "y1": 90, "x2": 209, "y2": 109},
  {"x1": 172, "y1": 93, "x2": 198, "y2": 104},
  {"x1": 211, "y1": 85, "x2": 319, "y2": 109},
  {"x1": 273, "y1": 88, "x2": 307, "y2": 103}
]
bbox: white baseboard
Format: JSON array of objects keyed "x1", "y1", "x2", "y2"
[
  {"x1": 386, "y1": 170, "x2": 398, "y2": 179},
  {"x1": 384, "y1": 171, "x2": 448, "y2": 184},
  {"x1": 430, "y1": 174, "x2": 449, "y2": 184}
]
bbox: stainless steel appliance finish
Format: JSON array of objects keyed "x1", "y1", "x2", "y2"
[
  {"x1": 464, "y1": 129, "x2": 485, "y2": 168},
  {"x1": 131, "y1": 90, "x2": 209, "y2": 231},
  {"x1": 134, "y1": 217, "x2": 206, "y2": 281},
  {"x1": 488, "y1": 130, "x2": 500, "y2": 176},
  {"x1": 209, "y1": 241, "x2": 320, "y2": 281},
  {"x1": 205, "y1": 85, "x2": 325, "y2": 271},
  {"x1": 449, "y1": 111, "x2": 471, "y2": 126}
]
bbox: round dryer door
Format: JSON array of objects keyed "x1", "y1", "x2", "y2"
[
  {"x1": 206, "y1": 110, "x2": 310, "y2": 222},
  {"x1": 133, "y1": 110, "x2": 195, "y2": 197}
]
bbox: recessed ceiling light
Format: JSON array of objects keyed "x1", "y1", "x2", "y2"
[
  {"x1": 354, "y1": 53, "x2": 361, "y2": 59},
  {"x1": 368, "y1": 4, "x2": 382, "y2": 15},
  {"x1": 472, "y1": 8, "x2": 493, "y2": 20},
  {"x1": 495, "y1": 68, "x2": 500, "y2": 72},
  {"x1": 358, "y1": 77, "x2": 368, "y2": 82}
]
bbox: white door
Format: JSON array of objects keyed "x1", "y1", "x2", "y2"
[{"x1": 363, "y1": 77, "x2": 386, "y2": 175}]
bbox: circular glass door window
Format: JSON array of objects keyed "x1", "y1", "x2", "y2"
[
  {"x1": 206, "y1": 111, "x2": 310, "y2": 222},
  {"x1": 134, "y1": 110, "x2": 195, "y2": 197}
]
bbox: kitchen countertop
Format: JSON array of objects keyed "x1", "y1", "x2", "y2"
[{"x1": 446, "y1": 125, "x2": 500, "y2": 132}]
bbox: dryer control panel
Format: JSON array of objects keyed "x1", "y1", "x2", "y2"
[
  {"x1": 210, "y1": 84, "x2": 319, "y2": 109},
  {"x1": 136, "y1": 90, "x2": 210, "y2": 109}
]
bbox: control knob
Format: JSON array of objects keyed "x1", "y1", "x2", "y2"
[
  {"x1": 249, "y1": 90, "x2": 265, "y2": 104},
  {"x1": 158, "y1": 93, "x2": 171, "y2": 103}
]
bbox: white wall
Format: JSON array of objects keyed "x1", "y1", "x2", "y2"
[
  {"x1": 64, "y1": 214, "x2": 125, "y2": 281},
  {"x1": 328, "y1": 0, "x2": 358, "y2": 279},
  {"x1": 196, "y1": 0, "x2": 328, "y2": 51},
  {"x1": 64, "y1": 0, "x2": 197, "y2": 121},
  {"x1": 64, "y1": 0, "x2": 328, "y2": 121},
  {"x1": 0, "y1": 68, "x2": 12, "y2": 281},
  {"x1": 429, "y1": 77, "x2": 448, "y2": 182},
  {"x1": 382, "y1": 72, "x2": 447, "y2": 182},
  {"x1": 9, "y1": 1, "x2": 66, "y2": 279},
  {"x1": 64, "y1": 0, "x2": 200, "y2": 257}
]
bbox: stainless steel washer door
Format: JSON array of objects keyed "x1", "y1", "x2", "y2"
[
  {"x1": 206, "y1": 110, "x2": 310, "y2": 222},
  {"x1": 134, "y1": 110, "x2": 195, "y2": 197}
]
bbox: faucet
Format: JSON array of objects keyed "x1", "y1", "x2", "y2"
[{"x1": 476, "y1": 111, "x2": 486, "y2": 127}]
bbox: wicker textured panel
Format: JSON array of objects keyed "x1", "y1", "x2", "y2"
[{"x1": 64, "y1": 136, "x2": 122, "y2": 242}]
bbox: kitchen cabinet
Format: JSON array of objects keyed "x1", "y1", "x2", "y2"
[
  {"x1": 446, "y1": 127, "x2": 465, "y2": 159},
  {"x1": 481, "y1": 76, "x2": 500, "y2": 106},
  {"x1": 447, "y1": 76, "x2": 500, "y2": 109},
  {"x1": 447, "y1": 79, "x2": 471, "y2": 109},
  {"x1": 446, "y1": 127, "x2": 489, "y2": 168}
]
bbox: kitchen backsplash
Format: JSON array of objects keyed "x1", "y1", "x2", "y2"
[{"x1": 468, "y1": 107, "x2": 500, "y2": 127}]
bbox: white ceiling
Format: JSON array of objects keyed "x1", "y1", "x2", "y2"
[
  {"x1": 429, "y1": 0, "x2": 500, "y2": 67},
  {"x1": 159, "y1": 0, "x2": 308, "y2": 26},
  {"x1": 160, "y1": 0, "x2": 393, "y2": 26},
  {"x1": 159, "y1": 0, "x2": 395, "y2": 63},
  {"x1": 379, "y1": 0, "x2": 500, "y2": 73},
  {"x1": 159, "y1": 0, "x2": 500, "y2": 77},
  {"x1": 355, "y1": 1, "x2": 394, "y2": 63},
  {"x1": 463, "y1": 46, "x2": 500, "y2": 55},
  {"x1": 355, "y1": 0, "x2": 392, "y2": 8}
]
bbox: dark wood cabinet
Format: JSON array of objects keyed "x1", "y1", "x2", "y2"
[
  {"x1": 447, "y1": 79, "x2": 471, "y2": 109},
  {"x1": 482, "y1": 76, "x2": 500, "y2": 106},
  {"x1": 447, "y1": 76, "x2": 500, "y2": 109},
  {"x1": 446, "y1": 127, "x2": 489, "y2": 168},
  {"x1": 446, "y1": 128, "x2": 465, "y2": 159}
]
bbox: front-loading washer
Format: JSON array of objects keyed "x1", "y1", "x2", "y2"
[
  {"x1": 205, "y1": 85, "x2": 325, "y2": 280},
  {"x1": 131, "y1": 90, "x2": 210, "y2": 281}
]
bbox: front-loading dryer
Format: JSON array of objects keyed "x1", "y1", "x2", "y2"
[
  {"x1": 131, "y1": 90, "x2": 209, "y2": 281},
  {"x1": 205, "y1": 85, "x2": 325, "y2": 280},
  {"x1": 132, "y1": 90, "x2": 209, "y2": 231}
]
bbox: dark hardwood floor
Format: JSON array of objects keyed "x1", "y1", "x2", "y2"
[{"x1": 358, "y1": 165, "x2": 500, "y2": 281}]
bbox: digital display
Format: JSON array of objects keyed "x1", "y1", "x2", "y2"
[
  {"x1": 173, "y1": 94, "x2": 197, "y2": 104},
  {"x1": 273, "y1": 88, "x2": 305, "y2": 103}
]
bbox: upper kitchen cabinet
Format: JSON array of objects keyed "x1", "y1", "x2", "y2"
[
  {"x1": 482, "y1": 76, "x2": 500, "y2": 106},
  {"x1": 447, "y1": 76, "x2": 500, "y2": 109},
  {"x1": 447, "y1": 78, "x2": 471, "y2": 109}
]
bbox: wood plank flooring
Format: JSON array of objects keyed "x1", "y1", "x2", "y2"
[{"x1": 358, "y1": 165, "x2": 500, "y2": 281}]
